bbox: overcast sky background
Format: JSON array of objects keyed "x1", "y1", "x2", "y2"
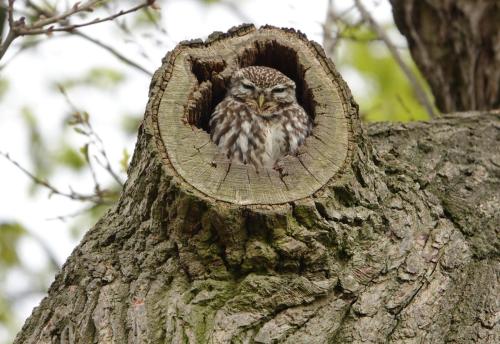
[{"x1": 0, "y1": 0, "x2": 395, "y2": 340}]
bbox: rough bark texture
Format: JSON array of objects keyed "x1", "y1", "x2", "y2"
[
  {"x1": 390, "y1": 0, "x2": 500, "y2": 113},
  {"x1": 14, "y1": 26, "x2": 499, "y2": 344}
]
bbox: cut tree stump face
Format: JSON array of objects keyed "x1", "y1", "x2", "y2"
[{"x1": 149, "y1": 25, "x2": 357, "y2": 205}]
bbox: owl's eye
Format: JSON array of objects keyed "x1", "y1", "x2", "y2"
[
  {"x1": 242, "y1": 83, "x2": 255, "y2": 90},
  {"x1": 272, "y1": 87, "x2": 287, "y2": 93}
]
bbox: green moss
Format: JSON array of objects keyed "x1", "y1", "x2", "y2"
[
  {"x1": 242, "y1": 240, "x2": 278, "y2": 272},
  {"x1": 183, "y1": 279, "x2": 237, "y2": 342},
  {"x1": 292, "y1": 202, "x2": 317, "y2": 228}
]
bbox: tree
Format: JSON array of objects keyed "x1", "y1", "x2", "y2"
[
  {"x1": 12, "y1": 19, "x2": 499, "y2": 344},
  {"x1": 390, "y1": 0, "x2": 500, "y2": 112}
]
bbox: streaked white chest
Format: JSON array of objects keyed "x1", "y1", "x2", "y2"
[{"x1": 262, "y1": 120, "x2": 285, "y2": 167}]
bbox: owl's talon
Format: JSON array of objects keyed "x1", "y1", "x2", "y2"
[{"x1": 273, "y1": 161, "x2": 286, "y2": 173}]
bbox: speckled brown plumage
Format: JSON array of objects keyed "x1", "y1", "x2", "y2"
[{"x1": 210, "y1": 66, "x2": 312, "y2": 168}]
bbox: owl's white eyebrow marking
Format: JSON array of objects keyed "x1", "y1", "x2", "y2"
[
  {"x1": 272, "y1": 85, "x2": 287, "y2": 93},
  {"x1": 241, "y1": 80, "x2": 255, "y2": 88}
]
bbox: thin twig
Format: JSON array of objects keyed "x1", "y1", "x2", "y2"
[
  {"x1": 353, "y1": 0, "x2": 436, "y2": 118},
  {"x1": 0, "y1": 4, "x2": 7, "y2": 43},
  {"x1": 73, "y1": 30, "x2": 153, "y2": 76},
  {"x1": 219, "y1": 0, "x2": 252, "y2": 23},
  {"x1": 45, "y1": 203, "x2": 104, "y2": 222},
  {"x1": 28, "y1": 231, "x2": 61, "y2": 269},
  {"x1": 0, "y1": 0, "x2": 156, "y2": 61},
  {"x1": 7, "y1": 0, "x2": 14, "y2": 28},
  {"x1": 322, "y1": 0, "x2": 337, "y2": 58},
  {"x1": 0, "y1": 26, "x2": 16, "y2": 59},
  {"x1": 143, "y1": 6, "x2": 163, "y2": 31},
  {"x1": 20, "y1": 0, "x2": 152, "y2": 75},
  {"x1": 87, "y1": 150, "x2": 102, "y2": 194},
  {"x1": 323, "y1": 1, "x2": 359, "y2": 53},
  {"x1": 8, "y1": 288, "x2": 49, "y2": 302},
  {"x1": 0, "y1": 37, "x2": 47, "y2": 70},
  {"x1": 0, "y1": 151, "x2": 110, "y2": 204},
  {"x1": 0, "y1": 0, "x2": 16, "y2": 59},
  {"x1": 29, "y1": 0, "x2": 101, "y2": 29},
  {"x1": 25, "y1": 0, "x2": 53, "y2": 18},
  {"x1": 17, "y1": 1, "x2": 154, "y2": 35},
  {"x1": 58, "y1": 85, "x2": 125, "y2": 187},
  {"x1": 86, "y1": 122, "x2": 124, "y2": 187}
]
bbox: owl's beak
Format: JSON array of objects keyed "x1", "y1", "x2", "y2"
[{"x1": 257, "y1": 94, "x2": 265, "y2": 109}]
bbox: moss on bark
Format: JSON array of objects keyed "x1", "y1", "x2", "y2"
[{"x1": 13, "y1": 25, "x2": 499, "y2": 343}]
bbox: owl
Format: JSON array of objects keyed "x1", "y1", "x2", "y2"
[{"x1": 209, "y1": 66, "x2": 312, "y2": 169}]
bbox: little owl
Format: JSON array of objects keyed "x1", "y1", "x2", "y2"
[{"x1": 209, "y1": 66, "x2": 312, "y2": 168}]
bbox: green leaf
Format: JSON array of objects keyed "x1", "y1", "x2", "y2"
[
  {"x1": 0, "y1": 295, "x2": 12, "y2": 323},
  {"x1": 85, "y1": 67, "x2": 125, "y2": 89},
  {"x1": 340, "y1": 24, "x2": 378, "y2": 42},
  {"x1": 338, "y1": 24, "x2": 434, "y2": 121},
  {"x1": 80, "y1": 144, "x2": 89, "y2": 161},
  {"x1": 73, "y1": 127, "x2": 88, "y2": 135},
  {"x1": 121, "y1": 114, "x2": 141, "y2": 135},
  {"x1": 56, "y1": 145, "x2": 85, "y2": 170},
  {"x1": 0, "y1": 78, "x2": 9, "y2": 101},
  {"x1": 21, "y1": 107, "x2": 37, "y2": 127},
  {"x1": 21, "y1": 107, "x2": 51, "y2": 188},
  {"x1": 55, "y1": 67, "x2": 126, "y2": 90},
  {"x1": 119, "y1": 149, "x2": 130, "y2": 173},
  {"x1": 132, "y1": 7, "x2": 161, "y2": 28},
  {"x1": 69, "y1": 203, "x2": 112, "y2": 239},
  {"x1": 0, "y1": 222, "x2": 26, "y2": 266},
  {"x1": 82, "y1": 111, "x2": 90, "y2": 124}
]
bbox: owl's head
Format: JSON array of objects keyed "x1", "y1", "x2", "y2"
[{"x1": 229, "y1": 66, "x2": 297, "y2": 114}]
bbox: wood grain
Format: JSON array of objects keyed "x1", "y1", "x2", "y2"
[{"x1": 150, "y1": 25, "x2": 357, "y2": 205}]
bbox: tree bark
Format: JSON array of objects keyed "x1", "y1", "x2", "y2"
[
  {"x1": 390, "y1": 0, "x2": 500, "y2": 113},
  {"x1": 14, "y1": 25, "x2": 499, "y2": 344}
]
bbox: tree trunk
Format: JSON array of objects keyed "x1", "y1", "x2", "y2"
[
  {"x1": 14, "y1": 25, "x2": 499, "y2": 344},
  {"x1": 390, "y1": 0, "x2": 500, "y2": 113}
]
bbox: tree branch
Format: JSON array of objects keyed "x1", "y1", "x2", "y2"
[
  {"x1": 72, "y1": 30, "x2": 153, "y2": 76},
  {"x1": 353, "y1": 0, "x2": 437, "y2": 118},
  {"x1": 0, "y1": 0, "x2": 16, "y2": 59},
  {"x1": 58, "y1": 85, "x2": 125, "y2": 187},
  {"x1": 28, "y1": 0, "x2": 101, "y2": 30},
  {"x1": 322, "y1": 0, "x2": 337, "y2": 58},
  {"x1": 0, "y1": 151, "x2": 111, "y2": 204},
  {"x1": 17, "y1": 1, "x2": 155, "y2": 35},
  {"x1": 0, "y1": 0, "x2": 157, "y2": 61}
]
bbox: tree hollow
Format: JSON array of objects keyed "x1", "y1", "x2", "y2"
[{"x1": 150, "y1": 25, "x2": 357, "y2": 205}]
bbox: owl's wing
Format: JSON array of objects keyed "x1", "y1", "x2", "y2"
[
  {"x1": 209, "y1": 98, "x2": 234, "y2": 145},
  {"x1": 282, "y1": 104, "x2": 312, "y2": 155},
  {"x1": 210, "y1": 99, "x2": 265, "y2": 167}
]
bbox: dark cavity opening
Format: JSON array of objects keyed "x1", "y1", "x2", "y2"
[
  {"x1": 188, "y1": 40, "x2": 315, "y2": 133},
  {"x1": 188, "y1": 57, "x2": 227, "y2": 132}
]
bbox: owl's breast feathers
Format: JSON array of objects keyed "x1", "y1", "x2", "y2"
[{"x1": 209, "y1": 98, "x2": 311, "y2": 168}]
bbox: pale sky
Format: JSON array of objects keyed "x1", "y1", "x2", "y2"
[{"x1": 0, "y1": 0, "x2": 394, "y2": 340}]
